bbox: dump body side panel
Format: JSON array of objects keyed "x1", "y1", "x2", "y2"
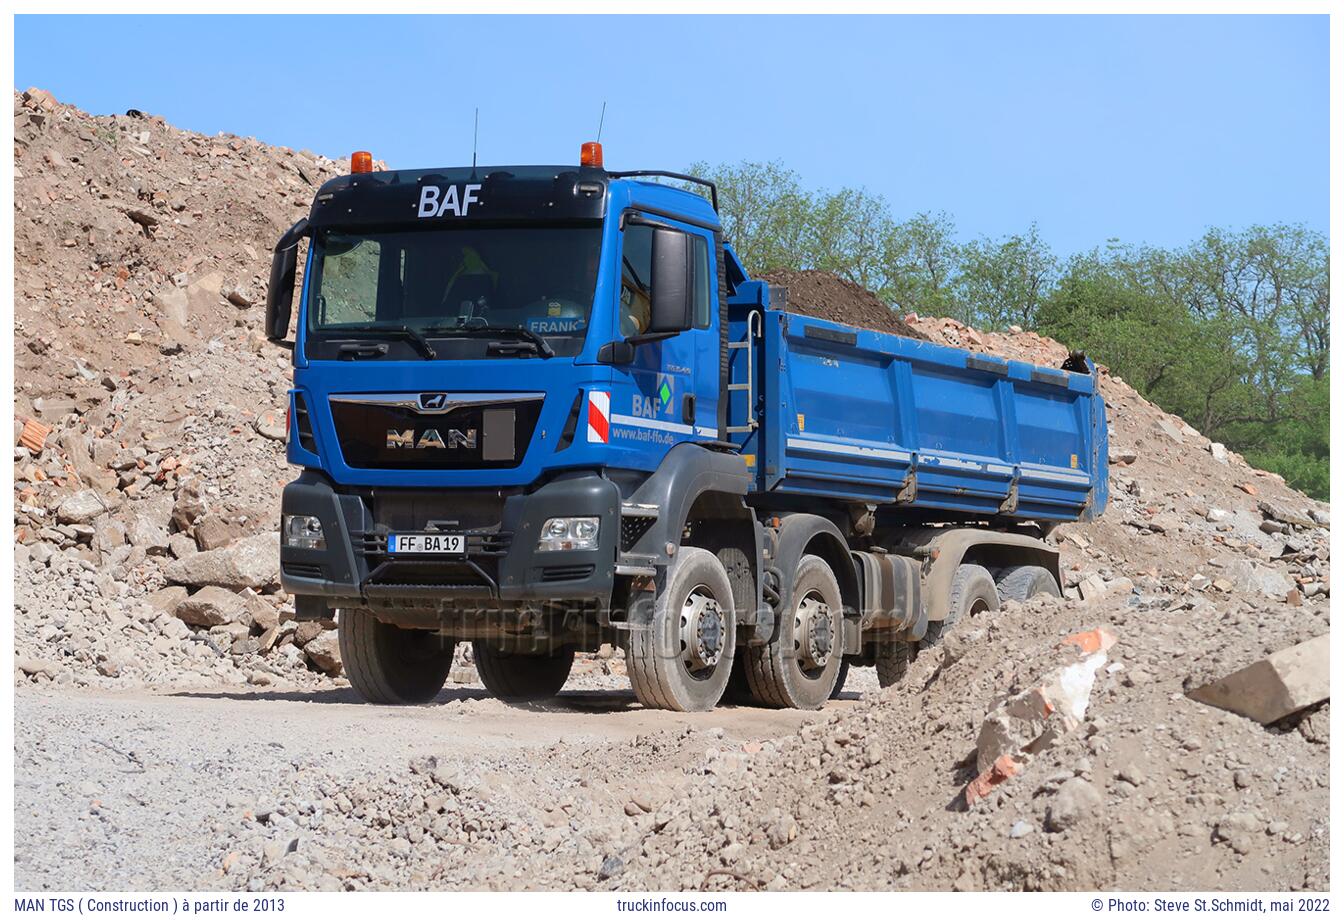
[{"x1": 753, "y1": 311, "x2": 1107, "y2": 523}]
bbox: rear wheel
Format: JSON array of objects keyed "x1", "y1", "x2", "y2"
[
  {"x1": 338, "y1": 609, "x2": 455, "y2": 704},
  {"x1": 919, "y1": 563, "x2": 999, "y2": 651},
  {"x1": 746, "y1": 555, "x2": 844, "y2": 710},
  {"x1": 995, "y1": 565, "x2": 1062, "y2": 602},
  {"x1": 473, "y1": 643, "x2": 575, "y2": 702},
  {"x1": 626, "y1": 547, "x2": 737, "y2": 712},
  {"x1": 874, "y1": 640, "x2": 912, "y2": 688}
]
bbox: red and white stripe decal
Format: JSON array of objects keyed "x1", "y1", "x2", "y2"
[{"x1": 586, "y1": 390, "x2": 610, "y2": 444}]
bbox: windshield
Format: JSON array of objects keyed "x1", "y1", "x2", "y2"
[{"x1": 306, "y1": 223, "x2": 602, "y2": 358}]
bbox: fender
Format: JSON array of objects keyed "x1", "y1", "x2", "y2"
[
  {"x1": 623, "y1": 442, "x2": 752, "y2": 564},
  {"x1": 766, "y1": 513, "x2": 861, "y2": 654},
  {"x1": 909, "y1": 527, "x2": 1061, "y2": 623},
  {"x1": 620, "y1": 443, "x2": 760, "y2": 633}
]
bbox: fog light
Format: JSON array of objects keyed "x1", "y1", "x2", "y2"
[
  {"x1": 537, "y1": 516, "x2": 600, "y2": 552},
  {"x1": 283, "y1": 514, "x2": 325, "y2": 550}
]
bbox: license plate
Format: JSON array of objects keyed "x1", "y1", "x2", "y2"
[{"x1": 387, "y1": 533, "x2": 465, "y2": 555}]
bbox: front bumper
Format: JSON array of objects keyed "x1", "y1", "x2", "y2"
[{"x1": 279, "y1": 469, "x2": 620, "y2": 608}]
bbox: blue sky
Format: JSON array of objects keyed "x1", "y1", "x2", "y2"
[{"x1": 14, "y1": 14, "x2": 1328, "y2": 253}]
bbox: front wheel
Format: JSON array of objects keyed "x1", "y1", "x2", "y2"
[
  {"x1": 338, "y1": 609, "x2": 455, "y2": 704},
  {"x1": 745, "y1": 554, "x2": 845, "y2": 710},
  {"x1": 626, "y1": 547, "x2": 737, "y2": 712},
  {"x1": 473, "y1": 643, "x2": 575, "y2": 702}
]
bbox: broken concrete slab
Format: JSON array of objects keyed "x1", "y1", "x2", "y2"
[
  {"x1": 975, "y1": 627, "x2": 1116, "y2": 774},
  {"x1": 1187, "y1": 634, "x2": 1329, "y2": 724},
  {"x1": 1225, "y1": 559, "x2": 1293, "y2": 599},
  {"x1": 1155, "y1": 418, "x2": 1185, "y2": 443}
]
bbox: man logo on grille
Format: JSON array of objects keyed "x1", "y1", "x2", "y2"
[
  {"x1": 419, "y1": 393, "x2": 448, "y2": 411},
  {"x1": 387, "y1": 428, "x2": 477, "y2": 450}
]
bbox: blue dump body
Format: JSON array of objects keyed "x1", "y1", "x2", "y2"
[{"x1": 726, "y1": 286, "x2": 1108, "y2": 523}]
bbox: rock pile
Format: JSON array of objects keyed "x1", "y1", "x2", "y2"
[{"x1": 13, "y1": 88, "x2": 351, "y2": 690}]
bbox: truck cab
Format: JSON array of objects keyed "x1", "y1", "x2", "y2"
[{"x1": 266, "y1": 143, "x2": 1107, "y2": 712}]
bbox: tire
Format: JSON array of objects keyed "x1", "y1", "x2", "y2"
[
  {"x1": 829, "y1": 658, "x2": 851, "y2": 699},
  {"x1": 626, "y1": 547, "x2": 737, "y2": 712},
  {"x1": 995, "y1": 565, "x2": 1062, "y2": 602},
  {"x1": 723, "y1": 655, "x2": 755, "y2": 705},
  {"x1": 338, "y1": 609, "x2": 455, "y2": 704},
  {"x1": 745, "y1": 555, "x2": 845, "y2": 710},
  {"x1": 874, "y1": 641, "x2": 912, "y2": 688},
  {"x1": 919, "y1": 563, "x2": 999, "y2": 651},
  {"x1": 473, "y1": 642, "x2": 575, "y2": 702}
]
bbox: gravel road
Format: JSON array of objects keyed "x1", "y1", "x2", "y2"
[{"x1": 14, "y1": 682, "x2": 854, "y2": 891}]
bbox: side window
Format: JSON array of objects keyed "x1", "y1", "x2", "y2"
[
  {"x1": 619, "y1": 224, "x2": 653, "y2": 338},
  {"x1": 317, "y1": 235, "x2": 381, "y2": 326},
  {"x1": 692, "y1": 235, "x2": 712, "y2": 329}
]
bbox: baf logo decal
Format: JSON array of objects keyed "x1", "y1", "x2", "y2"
[
  {"x1": 632, "y1": 374, "x2": 675, "y2": 420},
  {"x1": 417, "y1": 183, "x2": 482, "y2": 218}
]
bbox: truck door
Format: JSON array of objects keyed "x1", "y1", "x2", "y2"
[{"x1": 617, "y1": 216, "x2": 720, "y2": 443}]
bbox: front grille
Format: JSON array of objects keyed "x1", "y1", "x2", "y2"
[{"x1": 329, "y1": 395, "x2": 543, "y2": 470}]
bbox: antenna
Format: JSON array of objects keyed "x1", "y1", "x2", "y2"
[
  {"x1": 472, "y1": 108, "x2": 479, "y2": 169},
  {"x1": 596, "y1": 101, "x2": 607, "y2": 143}
]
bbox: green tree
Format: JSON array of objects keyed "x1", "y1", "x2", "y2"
[
  {"x1": 956, "y1": 224, "x2": 1057, "y2": 329},
  {"x1": 685, "y1": 160, "x2": 811, "y2": 274},
  {"x1": 881, "y1": 211, "x2": 961, "y2": 320}
]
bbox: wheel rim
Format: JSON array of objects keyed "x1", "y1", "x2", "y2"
[
  {"x1": 792, "y1": 590, "x2": 835, "y2": 677},
  {"x1": 677, "y1": 583, "x2": 726, "y2": 680}
]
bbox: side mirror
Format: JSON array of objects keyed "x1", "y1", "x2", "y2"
[
  {"x1": 646, "y1": 228, "x2": 693, "y2": 335},
  {"x1": 265, "y1": 217, "x2": 310, "y2": 342}
]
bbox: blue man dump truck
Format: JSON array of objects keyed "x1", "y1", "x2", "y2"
[{"x1": 264, "y1": 142, "x2": 1108, "y2": 712}]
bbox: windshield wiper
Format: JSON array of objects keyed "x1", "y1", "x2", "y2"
[
  {"x1": 424, "y1": 323, "x2": 555, "y2": 358},
  {"x1": 358, "y1": 325, "x2": 437, "y2": 359}
]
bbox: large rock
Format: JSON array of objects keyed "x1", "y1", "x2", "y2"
[
  {"x1": 303, "y1": 630, "x2": 342, "y2": 676},
  {"x1": 1045, "y1": 778, "x2": 1104, "y2": 832},
  {"x1": 148, "y1": 585, "x2": 188, "y2": 618},
  {"x1": 1187, "y1": 634, "x2": 1329, "y2": 724},
  {"x1": 174, "y1": 586, "x2": 249, "y2": 627},
  {"x1": 194, "y1": 517, "x2": 242, "y2": 551},
  {"x1": 56, "y1": 489, "x2": 111, "y2": 524},
  {"x1": 129, "y1": 512, "x2": 172, "y2": 554},
  {"x1": 163, "y1": 531, "x2": 280, "y2": 590},
  {"x1": 171, "y1": 481, "x2": 208, "y2": 532},
  {"x1": 1224, "y1": 559, "x2": 1293, "y2": 599},
  {"x1": 1257, "y1": 500, "x2": 1316, "y2": 529},
  {"x1": 239, "y1": 588, "x2": 279, "y2": 632}
]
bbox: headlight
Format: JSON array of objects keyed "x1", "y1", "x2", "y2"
[
  {"x1": 283, "y1": 514, "x2": 326, "y2": 550},
  {"x1": 537, "y1": 516, "x2": 600, "y2": 552}
]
